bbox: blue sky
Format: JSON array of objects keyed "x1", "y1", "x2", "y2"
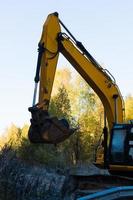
[{"x1": 0, "y1": 0, "x2": 133, "y2": 133}]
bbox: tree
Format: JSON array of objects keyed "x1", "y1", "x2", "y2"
[
  {"x1": 5, "y1": 124, "x2": 21, "y2": 149},
  {"x1": 125, "y1": 95, "x2": 133, "y2": 121},
  {"x1": 49, "y1": 85, "x2": 71, "y2": 120},
  {"x1": 49, "y1": 85, "x2": 77, "y2": 165},
  {"x1": 65, "y1": 74, "x2": 104, "y2": 162},
  {"x1": 17, "y1": 85, "x2": 74, "y2": 167},
  {"x1": 51, "y1": 68, "x2": 71, "y2": 96},
  {"x1": 0, "y1": 67, "x2": 105, "y2": 166}
]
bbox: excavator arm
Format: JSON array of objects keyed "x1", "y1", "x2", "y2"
[
  {"x1": 28, "y1": 13, "x2": 76, "y2": 144},
  {"x1": 28, "y1": 12, "x2": 124, "y2": 143}
]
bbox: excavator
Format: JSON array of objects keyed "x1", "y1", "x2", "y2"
[{"x1": 28, "y1": 12, "x2": 133, "y2": 176}]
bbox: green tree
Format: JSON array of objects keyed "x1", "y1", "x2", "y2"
[
  {"x1": 19, "y1": 85, "x2": 74, "y2": 167},
  {"x1": 49, "y1": 85, "x2": 71, "y2": 120},
  {"x1": 49, "y1": 85, "x2": 77, "y2": 166}
]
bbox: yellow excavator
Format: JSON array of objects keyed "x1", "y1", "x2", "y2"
[{"x1": 28, "y1": 12, "x2": 133, "y2": 175}]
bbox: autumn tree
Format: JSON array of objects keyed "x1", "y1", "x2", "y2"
[
  {"x1": 65, "y1": 73, "x2": 104, "y2": 162},
  {"x1": 0, "y1": 67, "x2": 105, "y2": 166},
  {"x1": 125, "y1": 95, "x2": 133, "y2": 121},
  {"x1": 4, "y1": 124, "x2": 21, "y2": 149},
  {"x1": 52, "y1": 68, "x2": 71, "y2": 96}
]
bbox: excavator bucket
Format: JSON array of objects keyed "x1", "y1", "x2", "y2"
[{"x1": 28, "y1": 107, "x2": 76, "y2": 144}]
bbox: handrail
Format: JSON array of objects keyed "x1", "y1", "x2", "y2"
[{"x1": 77, "y1": 186, "x2": 133, "y2": 200}]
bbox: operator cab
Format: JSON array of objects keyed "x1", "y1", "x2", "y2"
[{"x1": 109, "y1": 124, "x2": 133, "y2": 165}]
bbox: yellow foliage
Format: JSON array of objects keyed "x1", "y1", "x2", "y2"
[
  {"x1": 0, "y1": 136, "x2": 7, "y2": 149},
  {"x1": 125, "y1": 95, "x2": 133, "y2": 121},
  {"x1": 21, "y1": 124, "x2": 29, "y2": 139},
  {"x1": 52, "y1": 68, "x2": 71, "y2": 96}
]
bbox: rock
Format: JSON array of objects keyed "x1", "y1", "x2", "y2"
[
  {"x1": 0, "y1": 147, "x2": 109, "y2": 200},
  {"x1": 69, "y1": 162, "x2": 109, "y2": 176},
  {"x1": 0, "y1": 147, "x2": 75, "y2": 200}
]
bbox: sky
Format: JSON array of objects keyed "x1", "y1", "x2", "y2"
[{"x1": 0, "y1": 0, "x2": 133, "y2": 134}]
